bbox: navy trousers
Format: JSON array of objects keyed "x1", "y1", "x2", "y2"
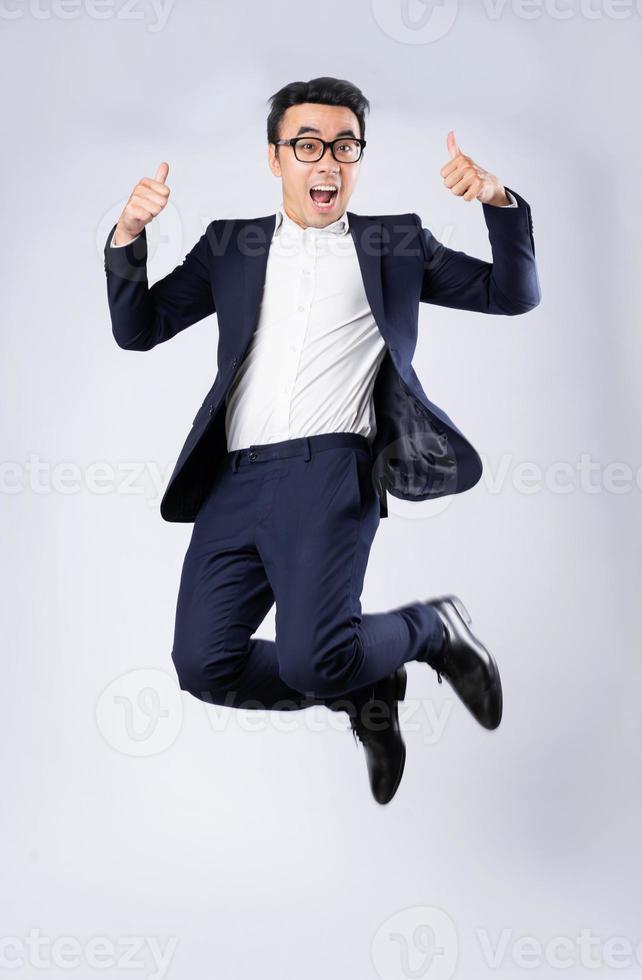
[{"x1": 170, "y1": 432, "x2": 445, "y2": 714}]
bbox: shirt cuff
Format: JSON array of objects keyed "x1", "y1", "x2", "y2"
[
  {"x1": 501, "y1": 189, "x2": 518, "y2": 208},
  {"x1": 110, "y1": 228, "x2": 141, "y2": 247}
]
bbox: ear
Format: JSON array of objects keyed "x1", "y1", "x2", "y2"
[{"x1": 267, "y1": 142, "x2": 281, "y2": 177}]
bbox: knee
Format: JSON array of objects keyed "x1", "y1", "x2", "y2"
[{"x1": 171, "y1": 644, "x2": 236, "y2": 703}]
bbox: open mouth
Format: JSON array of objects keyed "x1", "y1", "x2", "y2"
[{"x1": 309, "y1": 184, "x2": 339, "y2": 211}]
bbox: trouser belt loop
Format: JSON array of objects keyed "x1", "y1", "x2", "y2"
[
  {"x1": 231, "y1": 450, "x2": 241, "y2": 473},
  {"x1": 302, "y1": 437, "x2": 311, "y2": 462}
]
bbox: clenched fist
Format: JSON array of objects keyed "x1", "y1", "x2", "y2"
[
  {"x1": 113, "y1": 162, "x2": 171, "y2": 245},
  {"x1": 440, "y1": 132, "x2": 509, "y2": 207}
]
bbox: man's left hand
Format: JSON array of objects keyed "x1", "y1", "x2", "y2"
[{"x1": 440, "y1": 131, "x2": 510, "y2": 207}]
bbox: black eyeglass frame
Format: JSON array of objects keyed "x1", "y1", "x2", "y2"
[{"x1": 272, "y1": 136, "x2": 367, "y2": 163}]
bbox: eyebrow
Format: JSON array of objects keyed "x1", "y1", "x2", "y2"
[{"x1": 294, "y1": 125, "x2": 358, "y2": 138}]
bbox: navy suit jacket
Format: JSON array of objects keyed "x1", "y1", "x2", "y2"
[{"x1": 103, "y1": 186, "x2": 540, "y2": 521}]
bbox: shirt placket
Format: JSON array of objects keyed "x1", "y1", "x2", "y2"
[{"x1": 275, "y1": 229, "x2": 317, "y2": 438}]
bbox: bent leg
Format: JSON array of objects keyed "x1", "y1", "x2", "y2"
[
  {"x1": 170, "y1": 463, "x2": 320, "y2": 711},
  {"x1": 259, "y1": 445, "x2": 445, "y2": 704}
]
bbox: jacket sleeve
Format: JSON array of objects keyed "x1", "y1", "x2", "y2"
[
  {"x1": 103, "y1": 223, "x2": 216, "y2": 351},
  {"x1": 415, "y1": 185, "x2": 541, "y2": 315}
]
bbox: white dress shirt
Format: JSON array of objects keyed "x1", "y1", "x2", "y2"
[
  {"x1": 223, "y1": 204, "x2": 389, "y2": 449},
  {"x1": 110, "y1": 191, "x2": 518, "y2": 450}
]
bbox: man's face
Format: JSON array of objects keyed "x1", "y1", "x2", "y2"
[{"x1": 267, "y1": 102, "x2": 363, "y2": 229}]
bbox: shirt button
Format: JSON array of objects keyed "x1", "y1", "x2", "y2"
[{"x1": 297, "y1": 305, "x2": 304, "y2": 312}]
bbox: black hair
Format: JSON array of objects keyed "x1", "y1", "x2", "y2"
[{"x1": 266, "y1": 76, "x2": 370, "y2": 154}]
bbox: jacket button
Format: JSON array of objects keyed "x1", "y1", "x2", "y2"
[{"x1": 208, "y1": 403, "x2": 213, "y2": 415}]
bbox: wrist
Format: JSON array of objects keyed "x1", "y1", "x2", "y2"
[
  {"x1": 113, "y1": 225, "x2": 136, "y2": 246},
  {"x1": 485, "y1": 186, "x2": 510, "y2": 207}
]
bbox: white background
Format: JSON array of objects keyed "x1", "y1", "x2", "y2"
[{"x1": 2, "y1": 0, "x2": 641, "y2": 977}]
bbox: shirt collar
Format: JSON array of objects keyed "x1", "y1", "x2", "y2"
[{"x1": 273, "y1": 203, "x2": 350, "y2": 238}]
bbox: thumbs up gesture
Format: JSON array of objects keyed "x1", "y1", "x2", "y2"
[
  {"x1": 113, "y1": 162, "x2": 171, "y2": 245},
  {"x1": 439, "y1": 132, "x2": 509, "y2": 207}
]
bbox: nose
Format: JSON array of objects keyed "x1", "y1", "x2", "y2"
[{"x1": 316, "y1": 143, "x2": 340, "y2": 170}]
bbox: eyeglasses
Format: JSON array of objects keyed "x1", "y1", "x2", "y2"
[{"x1": 273, "y1": 136, "x2": 366, "y2": 164}]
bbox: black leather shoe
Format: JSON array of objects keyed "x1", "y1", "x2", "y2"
[
  {"x1": 349, "y1": 666, "x2": 407, "y2": 805},
  {"x1": 421, "y1": 594, "x2": 502, "y2": 730}
]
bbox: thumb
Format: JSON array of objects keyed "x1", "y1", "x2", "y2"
[
  {"x1": 154, "y1": 161, "x2": 169, "y2": 183},
  {"x1": 446, "y1": 131, "x2": 461, "y2": 159}
]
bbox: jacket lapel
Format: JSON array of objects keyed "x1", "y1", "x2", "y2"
[
  {"x1": 346, "y1": 212, "x2": 389, "y2": 346},
  {"x1": 240, "y1": 214, "x2": 276, "y2": 358}
]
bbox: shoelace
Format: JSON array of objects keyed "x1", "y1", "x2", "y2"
[
  {"x1": 348, "y1": 684, "x2": 378, "y2": 747},
  {"x1": 350, "y1": 716, "x2": 368, "y2": 747},
  {"x1": 431, "y1": 623, "x2": 453, "y2": 685}
]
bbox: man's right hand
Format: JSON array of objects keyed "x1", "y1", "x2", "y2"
[{"x1": 112, "y1": 162, "x2": 170, "y2": 245}]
